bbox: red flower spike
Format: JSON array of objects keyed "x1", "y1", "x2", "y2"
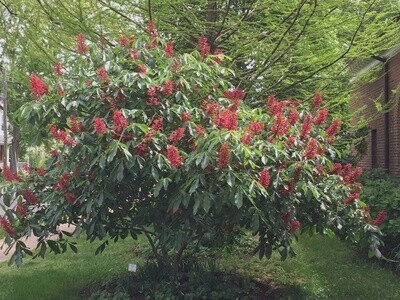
[
  {"x1": 312, "y1": 92, "x2": 323, "y2": 108},
  {"x1": 240, "y1": 133, "x2": 253, "y2": 146},
  {"x1": 299, "y1": 114, "x2": 313, "y2": 139},
  {"x1": 214, "y1": 109, "x2": 238, "y2": 131},
  {"x1": 64, "y1": 192, "x2": 78, "y2": 205},
  {"x1": 172, "y1": 59, "x2": 181, "y2": 72},
  {"x1": 302, "y1": 138, "x2": 318, "y2": 160},
  {"x1": 162, "y1": 80, "x2": 174, "y2": 97},
  {"x1": 69, "y1": 115, "x2": 84, "y2": 135},
  {"x1": 270, "y1": 113, "x2": 290, "y2": 136},
  {"x1": 343, "y1": 192, "x2": 359, "y2": 205},
  {"x1": 165, "y1": 145, "x2": 183, "y2": 168},
  {"x1": 145, "y1": 130, "x2": 155, "y2": 142},
  {"x1": 195, "y1": 124, "x2": 206, "y2": 136},
  {"x1": 217, "y1": 143, "x2": 230, "y2": 168},
  {"x1": 288, "y1": 108, "x2": 299, "y2": 125},
  {"x1": 76, "y1": 33, "x2": 88, "y2": 54},
  {"x1": 0, "y1": 217, "x2": 16, "y2": 236},
  {"x1": 23, "y1": 188, "x2": 38, "y2": 204},
  {"x1": 198, "y1": 35, "x2": 210, "y2": 58},
  {"x1": 146, "y1": 21, "x2": 156, "y2": 34},
  {"x1": 246, "y1": 121, "x2": 264, "y2": 135},
  {"x1": 130, "y1": 49, "x2": 139, "y2": 61},
  {"x1": 258, "y1": 170, "x2": 271, "y2": 188},
  {"x1": 151, "y1": 117, "x2": 163, "y2": 132},
  {"x1": 93, "y1": 117, "x2": 107, "y2": 134},
  {"x1": 16, "y1": 202, "x2": 27, "y2": 218},
  {"x1": 135, "y1": 143, "x2": 149, "y2": 157},
  {"x1": 181, "y1": 112, "x2": 191, "y2": 123},
  {"x1": 286, "y1": 135, "x2": 296, "y2": 147},
  {"x1": 164, "y1": 41, "x2": 174, "y2": 58},
  {"x1": 213, "y1": 49, "x2": 223, "y2": 64},
  {"x1": 290, "y1": 220, "x2": 301, "y2": 233},
  {"x1": 22, "y1": 163, "x2": 31, "y2": 174},
  {"x1": 54, "y1": 61, "x2": 63, "y2": 76},
  {"x1": 168, "y1": 128, "x2": 185, "y2": 143},
  {"x1": 2, "y1": 166, "x2": 19, "y2": 181},
  {"x1": 30, "y1": 74, "x2": 48, "y2": 100},
  {"x1": 138, "y1": 64, "x2": 147, "y2": 74},
  {"x1": 325, "y1": 119, "x2": 341, "y2": 137},
  {"x1": 113, "y1": 110, "x2": 129, "y2": 134},
  {"x1": 97, "y1": 66, "x2": 109, "y2": 84},
  {"x1": 201, "y1": 99, "x2": 220, "y2": 116},
  {"x1": 372, "y1": 211, "x2": 387, "y2": 226},
  {"x1": 314, "y1": 108, "x2": 328, "y2": 125},
  {"x1": 36, "y1": 168, "x2": 46, "y2": 175}
]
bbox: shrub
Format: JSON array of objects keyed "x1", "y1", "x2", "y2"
[{"x1": 0, "y1": 25, "x2": 382, "y2": 270}]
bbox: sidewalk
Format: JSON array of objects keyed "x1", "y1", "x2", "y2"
[{"x1": 0, "y1": 224, "x2": 75, "y2": 263}]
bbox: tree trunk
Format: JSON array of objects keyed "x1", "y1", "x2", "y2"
[{"x1": 10, "y1": 125, "x2": 19, "y2": 172}]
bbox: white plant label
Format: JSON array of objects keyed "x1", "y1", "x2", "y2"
[{"x1": 128, "y1": 263, "x2": 137, "y2": 272}]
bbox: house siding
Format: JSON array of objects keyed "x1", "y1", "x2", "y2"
[{"x1": 351, "y1": 52, "x2": 400, "y2": 178}]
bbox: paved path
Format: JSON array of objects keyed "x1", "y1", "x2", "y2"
[{"x1": 0, "y1": 224, "x2": 75, "y2": 262}]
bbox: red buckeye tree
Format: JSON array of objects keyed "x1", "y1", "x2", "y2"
[{"x1": 0, "y1": 25, "x2": 382, "y2": 269}]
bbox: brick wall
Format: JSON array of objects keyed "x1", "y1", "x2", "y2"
[{"x1": 351, "y1": 52, "x2": 400, "y2": 178}]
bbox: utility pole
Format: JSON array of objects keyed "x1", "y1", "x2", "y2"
[{"x1": 1, "y1": 67, "x2": 7, "y2": 168}]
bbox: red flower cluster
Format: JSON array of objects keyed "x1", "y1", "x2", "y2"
[
  {"x1": 23, "y1": 187, "x2": 38, "y2": 204},
  {"x1": 217, "y1": 143, "x2": 230, "y2": 168},
  {"x1": 195, "y1": 124, "x2": 206, "y2": 136},
  {"x1": 290, "y1": 220, "x2": 301, "y2": 233},
  {"x1": 135, "y1": 143, "x2": 149, "y2": 157},
  {"x1": 165, "y1": 145, "x2": 183, "y2": 167},
  {"x1": 201, "y1": 99, "x2": 220, "y2": 116},
  {"x1": 69, "y1": 115, "x2": 84, "y2": 135},
  {"x1": 2, "y1": 166, "x2": 19, "y2": 181},
  {"x1": 64, "y1": 192, "x2": 77, "y2": 204},
  {"x1": 214, "y1": 109, "x2": 238, "y2": 130},
  {"x1": 151, "y1": 116, "x2": 163, "y2": 131},
  {"x1": 270, "y1": 113, "x2": 290, "y2": 136},
  {"x1": 213, "y1": 49, "x2": 223, "y2": 64},
  {"x1": 113, "y1": 110, "x2": 129, "y2": 134},
  {"x1": 372, "y1": 211, "x2": 387, "y2": 226},
  {"x1": 181, "y1": 112, "x2": 191, "y2": 122},
  {"x1": 145, "y1": 130, "x2": 155, "y2": 142},
  {"x1": 303, "y1": 138, "x2": 317, "y2": 160},
  {"x1": 76, "y1": 33, "x2": 88, "y2": 54},
  {"x1": 30, "y1": 74, "x2": 48, "y2": 101},
  {"x1": 258, "y1": 169, "x2": 271, "y2": 188},
  {"x1": 22, "y1": 163, "x2": 31, "y2": 174},
  {"x1": 240, "y1": 133, "x2": 253, "y2": 145},
  {"x1": 54, "y1": 61, "x2": 63, "y2": 76},
  {"x1": 343, "y1": 192, "x2": 359, "y2": 204},
  {"x1": 172, "y1": 59, "x2": 181, "y2": 72},
  {"x1": 49, "y1": 124, "x2": 77, "y2": 147},
  {"x1": 341, "y1": 164, "x2": 362, "y2": 185},
  {"x1": 53, "y1": 173, "x2": 71, "y2": 192},
  {"x1": 288, "y1": 107, "x2": 299, "y2": 125},
  {"x1": 50, "y1": 149, "x2": 60, "y2": 157},
  {"x1": 312, "y1": 92, "x2": 323, "y2": 108},
  {"x1": 97, "y1": 66, "x2": 109, "y2": 84},
  {"x1": 93, "y1": 117, "x2": 107, "y2": 134},
  {"x1": 130, "y1": 49, "x2": 139, "y2": 61},
  {"x1": 314, "y1": 108, "x2": 328, "y2": 125},
  {"x1": 138, "y1": 64, "x2": 147, "y2": 74},
  {"x1": 246, "y1": 121, "x2": 264, "y2": 135},
  {"x1": 162, "y1": 80, "x2": 174, "y2": 97},
  {"x1": 0, "y1": 217, "x2": 15, "y2": 236},
  {"x1": 147, "y1": 84, "x2": 160, "y2": 106},
  {"x1": 267, "y1": 95, "x2": 287, "y2": 116},
  {"x1": 119, "y1": 35, "x2": 135, "y2": 47},
  {"x1": 164, "y1": 41, "x2": 174, "y2": 58},
  {"x1": 299, "y1": 114, "x2": 313, "y2": 139},
  {"x1": 198, "y1": 35, "x2": 210, "y2": 58},
  {"x1": 16, "y1": 202, "x2": 27, "y2": 218},
  {"x1": 286, "y1": 135, "x2": 296, "y2": 147},
  {"x1": 279, "y1": 180, "x2": 296, "y2": 197},
  {"x1": 223, "y1": 88, "x2": 245, "y2": 107},
  {"x1": 36, "y1": 168, "x2": 46, "y2": 175},
  {"x1": 325, "y1": 119, "x2": 341, "y2": 136},
  {"x1": 168, "y1": 128, "x2": 185, "y2": 143},
  {"x1": 146, "y1": 21, "x2": 156, "y2": 34}
]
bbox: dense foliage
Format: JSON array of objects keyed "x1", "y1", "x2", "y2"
[{"x1": 0, "y1": 28, "x2": 382, "y2": 269}]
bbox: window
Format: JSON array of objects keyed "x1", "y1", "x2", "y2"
[{"x1": 371, "y1": 129, "x2": 377, "y2": 167}]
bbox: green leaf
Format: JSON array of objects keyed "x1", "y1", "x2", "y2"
[
  {"x1": 151, "y1": 166, "x2": 159, "y2": 181},
  {"x1": 227, "y1": 171, "x2": 235, "y2": 187},
  {"x1": 189, "y1": 177, "x2": 199, "y2": 195},
  {"x1": 154, "y1": 181, "x2": 163, "y2": 197},
  {"x1": 193, "y1": 195, "x2": 201, "y2": 215},
  {"x1": 234, "y1": 190, "x2": 243, "y2": 209}
]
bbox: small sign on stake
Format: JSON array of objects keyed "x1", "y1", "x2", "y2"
[{"x1": 128, "y1": 263, "x2": 137, "y2": 272}]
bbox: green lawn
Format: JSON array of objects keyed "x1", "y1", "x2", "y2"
[{"x1": 0, "y1": 234, "x2": 399, "y2": 299}]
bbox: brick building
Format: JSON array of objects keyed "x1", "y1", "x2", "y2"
[{"x1": 351, "y1": 44, "x2": 400, "y2": 178}]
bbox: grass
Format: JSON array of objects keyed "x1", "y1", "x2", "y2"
[{"x1": 0, "y1": 233, "x2": 399, "y2": 299}]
